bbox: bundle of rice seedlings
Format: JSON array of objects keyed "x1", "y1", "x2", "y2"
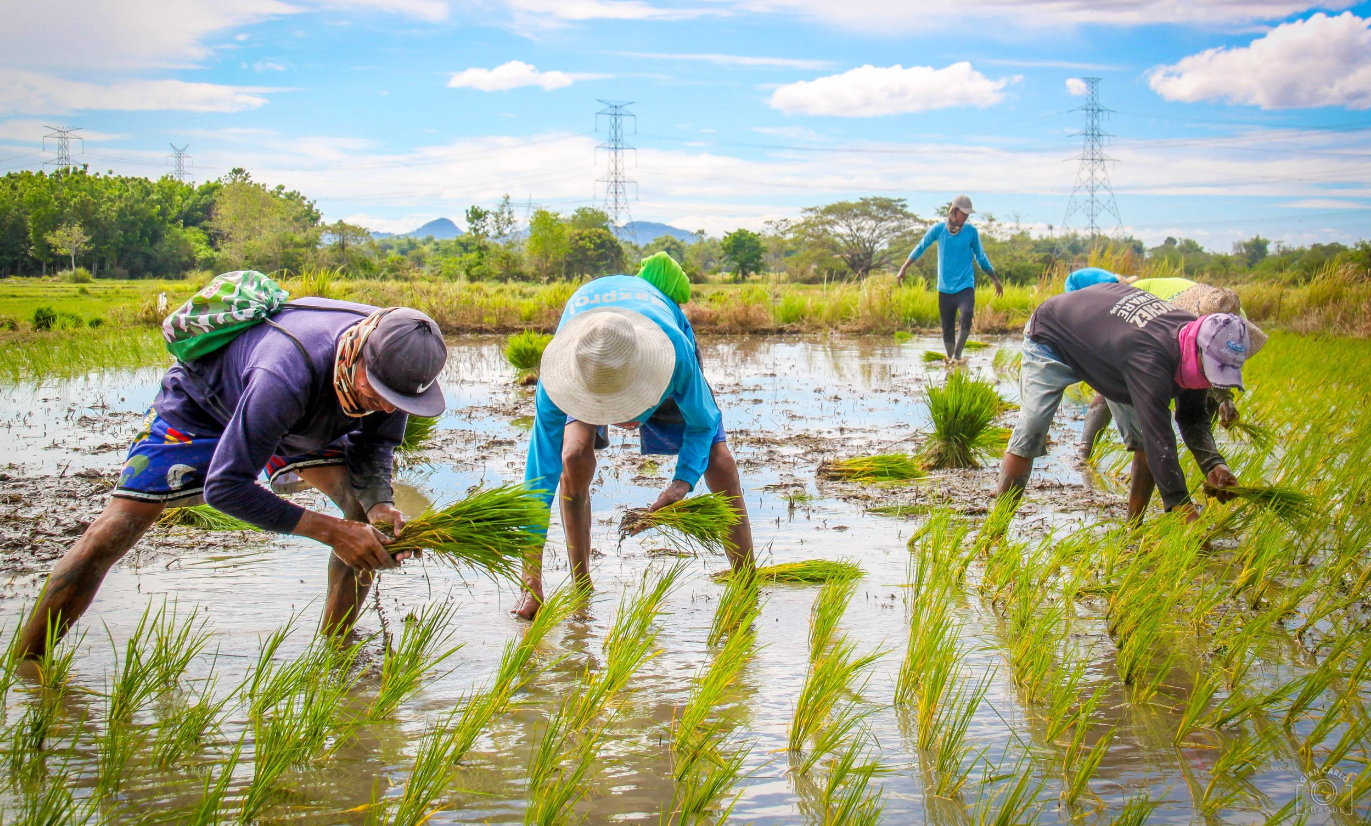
[
  {"x1": 396, "y1": 414, "x2": 440, "y2": 467},
  {"x1": 708, "y1": 567, "x2": 761, "y2": 647},
  {"x1": 962, "y1": 340, "x2": 990, "y2": 351},
  {"x1": 712, "y1": 559, "x2": 863, "y2": 584},
  {"x1": 385, "y1": 484, "x2": 548, "y2": 584},
  {"x1": 158, "y1": 505, "x2": 259, "y2": 531},
  {"x1": 922, "y1": 350, "x2": 948, "y2": 364},
  {"x1": 619, "y1": 492, "x2": 740, "y2": 555},
  {"x1": 1222, "y1": 419, "x2": 1274, "y2": 451},
  {"x1": 818, "y1": 454, "x2": 924, "y2": 484},
  {"x1": 1222, "y1": 484, "x2": 1316, "y2": 525},
  {"x1": 992, "y1": 348, "x2": 1021, "y2": 376},
  {"x1": 505, "y1": 329, "x2": 552, "y2": 385},
  {"x1": 919, "y1": 370, "x2": 1009, "y2": 469}
]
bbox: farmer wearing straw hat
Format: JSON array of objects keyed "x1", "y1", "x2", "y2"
[
  {"x1": 997, "y1": 282, "x2": 1263, "y2": 524},
  {"x1": 18, "y1": 300, "x2": 448, "y2": 659},
  {"x1": 1076, "y1": 279, "x2": 1263, "y2": 460},
  {"x1": 516, "y1": 253, "x2": 755, "y2": 619},
  {"x1": 896, "y1": 194, "x2": 1003, "y2": 362}
]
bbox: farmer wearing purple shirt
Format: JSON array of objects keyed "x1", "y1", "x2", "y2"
[{"x1": 18, "y1": 298, "x2": 448, "y2": 658}]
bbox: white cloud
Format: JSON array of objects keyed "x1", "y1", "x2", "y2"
[
  {"x1": 0, "y1": 70, "x2": 273, "y2": 115},
  {"x1": 1066, "y1": 77, "x2": 1089, "y2": 96},
  {"x1": 607, "y1": 51, "x2": 835, "y2": 70},
  {"x1": 253, "y1": 60, "x2": 287, "y2": 72},
  {"x1": 1281, "y1": 198, "x2": 1370, "y2": 209},
  {"x1": 769, "y1": 63, "x2": 1015, "y2": 117},
  {"x1": 0, "y1": 119, "x2": 128, "y2": 143},
  {"x1": 1149, "y1": 12, "x2": 1371, "y2": 110},
  {"x1": 321, "y1": 0, "x2": 450, "y2": 22},
  {"x1": 505, "y1": 0, "x2": 704, "y2": 23},
  {"x1": 729, "y1": 1, "x2": 1356, "y2": 33},
  {"x1": 342, "y1": 213, "x2": 446, "y2": 234},
  {"x1": 448, "y1": 61, "x2": 590, "y2": 92}
]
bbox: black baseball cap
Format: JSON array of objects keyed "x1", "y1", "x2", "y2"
[{"x1": 362, "y1": 308, "x2": 448, "y2": 417}]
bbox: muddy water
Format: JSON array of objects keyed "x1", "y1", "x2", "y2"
[{"x1": 0, "y1": 335, "x2": 1307, "y2": 823}]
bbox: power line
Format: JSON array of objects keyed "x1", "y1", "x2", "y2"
[
  {"x1": 42, "y1": 126, "x2": 83, "y2": 171},
  {"x1": 596, "y1": 100, "x2": 637, "y2": 234},
  {"x1": 167, "y1": 143, "x2": 192, "y2": 183},
  {"x1": 1060, "y1": 78, "x2": 1122, "y2": 248}
]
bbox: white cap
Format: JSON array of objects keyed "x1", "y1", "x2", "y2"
[
  {"x1": 951, "y1": 194, "x2": 975, "y2": 214},
  {"x1": 541, "y1": 307, "x2": 675, "y2": 425}
]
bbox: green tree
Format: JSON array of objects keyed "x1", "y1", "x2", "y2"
[
  {"x1": 794, "y1": 197, "x2": 923, "y2": 277},
  {"x1": 1233, "y1": 236, "x2": 1270, "y2": 269},
  {"x1": 642, "y1": 234, "x2": 687, "y2": 264},
  {"x1": 526, "y1": 209, "x2": 569, "y2": 280},
  {"x1": 565, "y1": 227, "x2": 625, "y2": 277},
  {"x1": 568, "y1": 207, "x2": 612, "y2": 232},
  {"x1": 45, "y1": 221, "x2": 90, "y2": 271},
  {"x1": 721, "y1": 228, "x2": 765, "y2": 280},
  {"x1": 209, "y1": 172, "x2": 322, "y2": 273}
]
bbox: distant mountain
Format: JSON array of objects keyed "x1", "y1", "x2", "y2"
[
  {"x1": 368, "y1": 217, "x2": 462, "y2": 240},
  {"x1": 615, "y1": 221, "x2": 698, "y2": 244}
]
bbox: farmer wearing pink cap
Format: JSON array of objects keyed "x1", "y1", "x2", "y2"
[{"x1": 996, "y1": 282, "x2": 1262, "y2": 523}]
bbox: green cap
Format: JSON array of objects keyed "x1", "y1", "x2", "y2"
[{"x1": 637, "y1": 251, "x2": 690, "y2": 305}]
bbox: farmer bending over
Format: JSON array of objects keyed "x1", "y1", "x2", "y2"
[
  {"x1": 18, "y1": 297, "x2": 447, "y2": 658},
  {"x1": 1076, "y1": 278, "x2": 1260, "y2": 460},
  {"x1": 515, "y1": 253, "x2": 755, "y2": 619},
  {"x1": 996, "y1": 282, "x2": 1260, "y2": 523},
  {"x1": 896, "y1": 194, "x2": 1002, "y2": 363}
]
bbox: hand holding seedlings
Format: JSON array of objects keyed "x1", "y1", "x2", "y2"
[
  {"x1": 368, "y1": 502, "x2": 420, "y2": 561},
  {"x1": 639, "y1": 480, "x2": 691, "y2": 527},
  {"x1": 1203, "y1": 464, "x2": 1239, "y2": 502},
  {"x1": 297, "y1": 510, "x2": 398, "y2": 571}
]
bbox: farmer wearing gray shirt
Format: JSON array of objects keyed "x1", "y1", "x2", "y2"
[
  {"x1": 997, "y1": 283, "x2": 1260, "y2": 523},
  {"x1": 19, "y1": 300, "x2": 448, "y2": 659}
]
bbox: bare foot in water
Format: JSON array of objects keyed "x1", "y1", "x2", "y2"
[{"x1": 512, "y1": 589, "x2": 542, "y2": 620}]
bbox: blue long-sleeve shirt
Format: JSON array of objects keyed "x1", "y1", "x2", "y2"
[
  {"x1": 523, "y1": 275, "x2": 721, "y2": 517},
  {"x1": 152, "y1": 298, "x2": 405, "y2": 533},
  {"x1": 907, "y1": 222, "x2": 994, "y2": 294}
]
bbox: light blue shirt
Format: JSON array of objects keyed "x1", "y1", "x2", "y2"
[
  {"x1": 908, "y1": 222, "x2": 994, "y2": 294},
  {"x1": 1064, "y1": 267, "x2": 1119, "y2": 292},
  {"x1": 524, "y1": 275, "x2": 721, "y2": 518}
]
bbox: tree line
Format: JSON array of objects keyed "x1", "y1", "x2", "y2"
[{"x1": 1, "y1": 167, "x2": 1365, "y2": 285}]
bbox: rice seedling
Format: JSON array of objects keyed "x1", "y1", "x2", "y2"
[
  {"x1": 395, "y1": 414, "x2": 440, "y2": 467},
  {"x1": 0, "y1": 326, "x2": 167, "y2": 384},
  {"x1": 789, "y1": 636, "x2": 883, "y2": 775},
  {"x1": 1197, "y1": 728, "x2": 1278, "y2": 816},
  {"x1": 708, "y1": 565, "x2": 761, "y2": 647},
  {"x1": 1107, "y1": 793, "x2": 1159, "y2": 826},
  {"x1": 152, "y1": 672, "x2": 231, "y2": 769},
  {"x1": 991, "y1": 347, "x2": 1021, "y2": 376},
  {"x1": 1175, "y1": 668, "x2": 1221, "y2": 746},
  {"x1": 619, "y1": 492, "x2": 740, "y2": 555},
  {"x1": 157, "y1": 504, "x2": 260, "y2": 531},
  {"x1": 970, "y1": 756, "x2": 1043, "y2": 826},
  {"x1": 1003, "y1": 584, "x2": 1067, "y2": 706},
  {"x1": 963, "y1": 340, "x2": 990, "y2": 351},
  {"x1": 1041, "y1": 655, "x2": 1092, "y2": 746},
  {"x1": 907, "y1": 506, "x2": 974, "y2": 583},
  {"x1": 1223, "y1": 419, "x2": 1275, "y2": 451},
  {"x1": 815, "y1": 735, "x2": 888, "y2": 826},
  {"x1": 181, "y1": 738, "x2": 244, "y2": 826},
  {"x1": 971, "y1": 494, "x2": 1021, "y2": 559},
  {"x1": 505, "y1": 329, "x2": 552, "y2": 384},
  {"x1": 894, "y1": 542, "x2": 959, "y2": 708},
  {"x1": 923, "y1": 350, "x2": 948, "y2": 364},
  {"x1": 1062, "y1": 724, "x2": 1115, "y2": 806},
  {"x1": 809, "y1": 575, "x2": 857, "y2": 659},
  {"x1": 368, "y1": 599, "x2": 463, "y2": 721},
  {"x1": 818, "y1": 453, "x2": 925, "y2": 483},
  {"x1": 712, "y1": 559, "x2": 863, "y2": 584},
  {"x1": 926, "y1": 666, "x2": 993, "y2": 798},
  {"x1": 385, "y1": 484, "x2": 549, "y2": 583},
  {"x1": 0, "y1": 600, "x2": 36, "y2": 715},
  {"x1": 920, "y1": 370, "x2": 1010, "y2": 469},
  {"x1": 1221, "y1": 484, "x2": 1316, "y2": 526}
]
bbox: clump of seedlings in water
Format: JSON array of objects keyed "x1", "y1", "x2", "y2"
[
  {"x1": 369, "y1": 599, "x2": 464, "y2": 720},
  {"x1": 619, "y1": 492, "x2": 740, "y2": 555},
  {"x1": 395, "y1": 414, "x2": 440, "y2": 467},
  {"x1": 919, "y1": 370, "x2": 1009, "y2": 469},
  {"x1": 819, "y1": 453, "x2": 924, "y2": 483},
  {"x1": 709, "y1": 566, "x2": 761, "y2": 647},
  {"x1": 385, "y1": 483, "x2": 549, "y2": 582},
  {"x1": 158, "y1": 504, "x2": 259, "y2": 531},
  {"x1": 713, "y1": 559, "x2": 863, "y2": 585},
  {"x1": 505, "y1": 329, "x2": 552, "y2": 385}
]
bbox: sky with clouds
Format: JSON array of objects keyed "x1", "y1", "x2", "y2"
[{"x1": 2, "y1": 0, "x2": 1370, "y2": 249}]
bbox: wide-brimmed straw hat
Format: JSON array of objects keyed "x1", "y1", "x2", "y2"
[
  {"x1": 541, "y1": 307, "x2": 675, "y2": 425},
  {"x1": 1171, "y1": 284, "x2": 1267, "y2": 354}
]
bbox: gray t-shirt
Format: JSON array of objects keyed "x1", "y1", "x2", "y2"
[{"x1": 1027, "y1": 282, "x2": 1225, "y2": 509}]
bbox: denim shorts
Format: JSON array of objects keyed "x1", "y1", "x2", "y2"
[{"x1": 1006, "y1": 336, "x2": 1081, "y2": 459}]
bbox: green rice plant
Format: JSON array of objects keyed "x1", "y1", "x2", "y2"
[
  {"x1": 971, "y1": 494, "x2": 1021, "y2": 560},
  {"x1": 158, "y1": 504, "x2": 260, "y2": 531},
  {"x1": 1198, "y1": 728, "x2": 1278, "y2": 816},
  {"x1": 182, "y1": 739, "x2": 243, "y2": 826},
  {"x1": 505, "y1": 329, "x2": 552, "y2": 384},
  {"x1": 395, "y1": 414, "x2": 440, "y2": 467},
  {"x1": 908, "y1": 507, "x2": 974, "y2": 584},
  {"x1": 671, "y1": 742, "x2": 752, "y2": 825},
  {"x1": 894, "y1": 330, "x2": 913, "y2": 342},
  {"x1": 525, "y1": 565, "x2": 685, "y2": 825},
  {"x1": 866, "y1": 503, "x2": 932, "y2": 518},
  {"x1": 1041, "y1": 655, "x2": 1091, "y2": 746},
  {"x1": 1223, "y1": 419, "x2": 1275, "y2": 451},
  {"x1": 923, "y1": 350, "x2": 948, "y2": 364},
  {"x1": 712, "y1": 559, "x2": 863, "y2": 584},
  {"x1": 386, "y1": 484, "x2": 549, "y2": 583},
  {"x1": 12, "y1": 753, "x2": 95, "y2": 826},
  {"x1": 789, "y1": 636, "x2": 883, "y2": 774},
  {"x1": 927, "y1": 666, "x2": 993, "y2": 798},
  {"x1": 0, "y1": 326, "x2": 167, "y2": 384},
  {"x1": 894, "y1": 540, "x2": 959, "y2": 708},
  {"x1": 1222, "y1": 484, "x2": 1316, "y2": 526},
  {"x1": 619, "y1": 492, "x2": 740, "y2": 555},
  {"x1": 963, "y1": 340, "x2": 990, "y2": 351},
  {"x1": 818, "y1": 453, "x2": 925, "y2": 483},
  {"x1": 708, "y1": 566, "x2": 761, "y2": 647},
  {"x1": 0, "y1": 600, "x2": 37, "y2": 716},
  {"x1": 370, "y1": 708, "x2": 465, "y2": 826},
  {"x1": 970, "y1": 756, "x2": 1043, "y2": 826},
  {"x1": 152, "y1": 672, "x2": 231, "y2": 769},
  {"x1": 1175, "y1": 667, "x2": 1221, "y2": 746},
  {"x1": 809, "y1": 575, "x2": 858, "y2": 659},
  {"x1": 369, "y1": 599, "x2": 463, "y2": 721},
  {"x1": 815, "y1": 735, "x2": 888, "y2": 826},
  {"x1": 1003, "y1": 584, "x2": 1067, "y2": 706},
  {"x1": 1062, "y1": 724, "x2": 1115, "y2": 806},
  {"x1": 1107, "y1": 793, "x2": 1159, "y2": 826},
  {"x1": 992, "y1": 347, "x2": 1021, "y2": 376},
  {"x1": 920, "y1": 370, "x2": 1010, "y2": 469}
]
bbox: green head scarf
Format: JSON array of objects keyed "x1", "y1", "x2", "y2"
[{"x1": 637, "y1": 251, "x2": 691, "y2": 305}]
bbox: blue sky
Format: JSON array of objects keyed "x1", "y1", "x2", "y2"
[{"x1": 2, "y1": 1, "x2": 1370, "y2": 250}]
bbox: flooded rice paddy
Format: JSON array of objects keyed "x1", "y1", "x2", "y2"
[{"x1": 0, "y1": 334, "x2": 1363, "y2": 824}]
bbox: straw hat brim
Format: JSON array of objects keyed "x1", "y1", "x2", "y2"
[
  {"x1": 541, "y1": 307, "x2": 676, "y2": 425},
  {"x1": 1170, "y1": 284, "x2": 1267, "y2": 356}
]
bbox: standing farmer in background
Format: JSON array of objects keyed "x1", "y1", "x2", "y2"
[
  {"x1": 896, "y1": 194, "x2": 1003, "y2": 362},
  {"x1": 515, "y1": 253, "x2": 755, "y2": 620}
]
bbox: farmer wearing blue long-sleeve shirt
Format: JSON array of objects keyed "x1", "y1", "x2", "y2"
[
  {"x1": 896, "y1": 194, "x2": 1002, "y2": 362},
  {"x1": 515, "y1": 256, "x2": 754, "y2": 619}
]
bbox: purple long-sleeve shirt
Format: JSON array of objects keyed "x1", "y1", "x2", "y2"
[{"x1": 152, "y1": 298, "x2": 406, "y2": 533}]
